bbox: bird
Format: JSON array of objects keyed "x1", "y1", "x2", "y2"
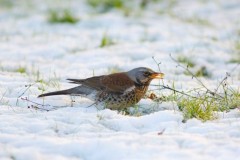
[{"x1": 38, "y1": 67, "x2": 164, "y2": 110}]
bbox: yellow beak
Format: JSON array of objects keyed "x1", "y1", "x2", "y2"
[{"x1": 150, "y1": 72, "x2": 165, "y2": 79}]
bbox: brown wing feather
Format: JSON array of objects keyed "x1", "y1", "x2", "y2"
[
  {"x1": 101, "y1": 73, "x2": 134, "y2": 94},
  {"x1": 68, "y1": 76, "x2": 105, "y2": 90},
  {"x1": 68, "y1": 73, "x2": 134, "y2": 94}
]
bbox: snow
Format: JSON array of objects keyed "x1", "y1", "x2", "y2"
[{"x1": 0, "y1": 0, "x2": 240, "y2": 159}]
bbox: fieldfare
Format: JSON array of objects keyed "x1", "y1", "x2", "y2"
[{"x1": 38, "y1": 67, "x2": 164, "y2": 110}]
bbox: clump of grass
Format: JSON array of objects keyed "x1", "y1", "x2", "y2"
[
  {"x1": 15, "y1": 66, "x2": 26, "y2": 74},
  {"x1": 0, "y1": 0, "x2": 14, "y2": 8},
  {"x1": 153, "y1": 79, "x2": 240, "y2": 122},
  {"x1": 35, "y1": 72, "x2": 61, "y2": 92},
  {"x1": 37, "y1": 79, "x2": 47, "y2": 93},
  {"x1": 29, "y1": 65, "x2": 60, "y2": 90},
  {"x1": 228, "y1": 89, "x2": 240, "y2": 109},
  {"x1": 131, "y1": 104, "x2": 142, "y2": 117},
  {"x1": 141, "y1": 0, "x2": 177, "y2": 9},
  {"x1": 87, "y1": 0, "x2": 124, "y2": 11},
  {"x1": 235, "y1": 41, "x2": 240, "y2": 50},
  {"x1": 178, "y1": 96, "x2": 217, "y2": 122},
  {"x1": 177, "y1": 56, "x2": 195, "y2": 68},
  {"x1": 176, "y1": 56, "x2": 211, "y2": 78},
  {"x1": 166, "y1": 12, "x2": 212, "y2": 27},
  {"x1": 48, "y1": 9, "x2": 79, "y2": 24},
  {"x1": 150, "y1": 55, "x2": 240, "y2": 122},
  {"x1": 100, "y1": 33, "x2": 115, "y2": 47},
  {"x1": 229, "y1": 41, "x2": 240, "y2": 63},
  {"x1": 32, "y1": 67, "x2": 41, "y2": 82},
  {"x1": 229, "y1": 57, "x2": 240, "y2": 63},
  {"x1": 87, "y1": 0, "x2": 166, "y2": 15},
  {"x1": 155, "y1": 0, "x2": 178, "y2": 15},
  {"x1": 184, "y1": 16, "x2": 212, "y2": 26},
  {"x1": 140, "y1": 0, "x2": 149, "y2": 9},
  {"x1": 16, "y1": 69, "x2": 61, "y2": 108},
  {"x1": 195, "y1": 66, "x2": 211, "y2": 77},
  {"x1": 177, "y1": 86, "x2": 240, "y2": 122}
]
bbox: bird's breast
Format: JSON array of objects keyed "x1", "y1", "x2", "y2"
[{"x1": 96, "y1": 85, "x2": 149, "y2": 110}]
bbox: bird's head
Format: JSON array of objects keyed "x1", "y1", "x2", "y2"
[{"x1": 126, "y1": 67, "x2": 164, "y2": 85}]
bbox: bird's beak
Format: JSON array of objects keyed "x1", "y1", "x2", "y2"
[{"x1": 150, "y1": 72, "x2": 165, "y2": 79}]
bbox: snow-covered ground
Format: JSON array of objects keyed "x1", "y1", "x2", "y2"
[{"x1": 0, "y1": 0, "x2": 240, "y2": 159}]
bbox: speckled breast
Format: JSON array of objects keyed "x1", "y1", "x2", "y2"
[{"x1": 97, "y1": 85, "x2": 149, "y2": 110}]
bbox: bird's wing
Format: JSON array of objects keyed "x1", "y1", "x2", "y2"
[
  {"x1": 101, "y1": 73, "x2": 135, "y2": 94},
  {"x1": 68, "y1": 73, "x2": 135, "y2": 94},
  {"x1": 68, "y1": 76, "x2": 104, "y2": 90}
]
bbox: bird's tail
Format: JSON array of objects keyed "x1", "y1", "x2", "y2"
[
  {"x1": 38, "y1": 86, "x2": 93, "y2": 98},
  {"x1": 38, "y1": 89, "x2": 70, "y2": 97}
]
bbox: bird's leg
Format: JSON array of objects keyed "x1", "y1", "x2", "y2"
[{"x1": 70, "y1": 96, "x2": 76, "y2": 107}]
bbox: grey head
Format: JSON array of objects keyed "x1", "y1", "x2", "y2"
[{"x1": 126, "y1": 67, "x2": 164, "y2": 85}]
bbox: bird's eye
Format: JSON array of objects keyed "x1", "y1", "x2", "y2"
[{"x1": 143, "y1": 72, "x2": 150, "y2": 77}]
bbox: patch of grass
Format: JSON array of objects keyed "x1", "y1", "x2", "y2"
[
  {"x1": 131, "y1": 104, "x2": 142, "y2": 117},
  {"x1": 100, "y1": 33, "x2": 115, "y2": 47},
  {"x1": 195, "y1": 66, "x2": 211, "y2": 78},
  {"x1": 32, "y1": 68, "x2": 41, "y2": 82},
  {"x1": 151, "y1": 55, "x2": 240, "y2": 122},
  {"x1": 36, "y1": 72, "x2": 61, "y2": 92},
  {"x1": 177, "y1": 86, "x2": 240, "y2": 122},
  {"x1": 229, "y1": 57, "x2": 240, "y2": 64},
  {"x1": 15, "y1": 66, "x2": 26, "y2": 74},
  {"x1": 28, "y1": 65, "x2": 61, "y2": 93},
  {"x1": 48, "y1": 72, "x2": 61, "y2": 90},
  {"x1": 156, "y1": 0, "x2": 178, "y2": 15},
  {"x1": 36, "y1": 79, "x2": 47, "y2": 92},
  {"x1": 178, "y1": 96, "x2": 217, "y2": 122},
  {"x1": 177, "y1": 56, "x2": 195, "y2": 68},
  {"x1": 183, "y1": 66, "x2": 211, "y2": 78},
  {"x1": 211, "y1": 36, "x2": 218, "y2": 42},
  {"x1": 87, "y1": 0, "x2": 173, "y2": 15},
  {"x1": 166, "y1": 13, "x2": 213, "y2": 27},
  {"x1": 228, "y1": 89, "x2": 240, "y2": 109},
  {"x1": 141, "y1": 0, "x2": 177, "y2": 9},
  {"x1": 48, "y1": 9, "x2": 79, "y2": 24},
  {"x1": 183, "y1": 16, "x2": 212, "y2": 26},
  {"x1": 0, "y1": 0, "x2": 14, "y2": 8},
  {"x1": 235, "y1": 40, "x2": 240, "y2": 51},
  {"x1": 87, "y1": 0, "x2": 124, "y2": 11},
  {"x1": 229, "y1": 41, "x2": 240, "y2": 63},
  {"x1": 151, "y1": 83, "x2": 240, "y2": 122}
]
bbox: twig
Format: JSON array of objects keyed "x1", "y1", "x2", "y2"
[
  {"x1": 87, "y1": 102, "x2": 98, "y2": 108},
  {"x1": 20, "y1": 97, "x2": 68, "y2": 111},
  {"x1": 214, "y1": 74, "x2": 228, "y2": 96},
  {"x1": 157, "y1": 128, "x2": 165, "y2": 135},
  {"x1": 0, "y1": 90, "x2": 7, "y2": 103},
  {"x1": 211, "y1": 63, "x2": 238, "y2": 97},
  {"x1": 21, "y1": 97, "x2": 51, "y2": 111},
  {"x1": 169, "y1": 54, "x2": 223, "y2": 98},
  {"x1": 152, "y1": 56, "x2": 164, "y2": 85},
  {"x1": 16, "y1": 82, "x2": 37, "y2": 106},
  {"x1": 150, "y1": 84, "x2": 197, "y2": 98}
]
